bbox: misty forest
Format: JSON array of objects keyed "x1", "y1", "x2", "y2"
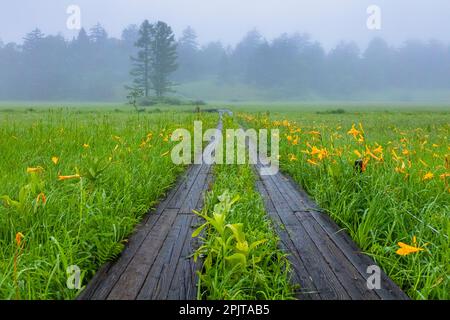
[{"x1": 1, "y1": 21, "x2": 450, "y2": 102}]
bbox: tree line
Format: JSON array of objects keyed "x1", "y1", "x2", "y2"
[{"x1": 0, "y1": 22, "x2": 449, "y2": 101}]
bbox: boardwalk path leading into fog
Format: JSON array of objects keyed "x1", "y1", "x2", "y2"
[{"x1": 79, "y1": 110, "x2": 407, "y2": 300}]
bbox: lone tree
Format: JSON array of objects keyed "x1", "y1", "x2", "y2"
[
  {"x1": 128, "y1": 20, "x2": 178, "y2": 100},
  {"x1": 150, "y1": 21, "x2": 178, "y2": 98},
  {"x1": 130, "y1": 20, "x2": 153, "y2": 97}
]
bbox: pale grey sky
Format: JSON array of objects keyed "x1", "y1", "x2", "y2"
[{"x1": 1, "y1": 0, "x2": 450, "y2": 49}]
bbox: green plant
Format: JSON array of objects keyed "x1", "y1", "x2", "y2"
[{"x1": 193, "y1": 191, "x2": 268, "y2": 272}]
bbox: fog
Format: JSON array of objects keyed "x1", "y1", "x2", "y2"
[
  {"x1": 2, "y1": 0, "x2": 450, "y2": 49},
  {"x1": 1, "y1": 1, "x2": 450, "y2": 102}
]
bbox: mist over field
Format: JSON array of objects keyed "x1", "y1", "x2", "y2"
[{"x1": 1, "y1": 1, "x2": 450, "y2": 102}]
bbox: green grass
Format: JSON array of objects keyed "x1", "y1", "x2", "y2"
[
  {"x1": 239, "y1": 108, "x2": 449, "y2": 300},
  {"x1": 193, "y1": 115, "x2": 295, "y2": 300},
  {"x1": 1, "y1": 102, "x2": 448, "y2": 300},
  {"x1": 0, "y1": 107, "x2": 216, "y2": 299}
]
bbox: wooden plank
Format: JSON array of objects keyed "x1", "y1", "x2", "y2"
[
  {"x1": 260, "y1": 173, "x2": 351, "y2": 300},
  {"x1": 266, "y1": 211, "x2": 320, "y2": 300},
  {"x1": 76, "y1": 262, "x2": 113, "y2": 300},
  {"x1": 256, "y1": 175, "x2": 318, "y2": 299},
  {"x1": 106, "y1": 209, "x2": 179, "y2": 300},
  {"x1": 179, "y1": 171, "x2": 209, "y2": 214},
  {"x1": 309, "y1": 210, "x2": 409, "y2": 300},
  {"x1": 157, "y1": 215, "x2": 197, "y2": 299},
  {"x1": 268, "y1": 173, "x2": 305, "y2": 212},
  {"x1": 295, "y1": 211, "x2": 379, "y2": 300},
  {"x1": 255, "y1": 180, "x2": 276, "y2": 213},
  {"x1": 79, "y1": 212, "x2": 164, "y2": 300},
  {"x1": 195, "y1": 171, "x2": 214, "y2": 211},
  {"x1": 167, "y1": 215, "x2": 200, "y2": 300},
  {"x1": 137, "y1": 214, "x2": 192, "y2": 299},
  {"x1": 267, "y1": 167, "x2": 407, "y2": 299},
  {"x1": 167, "y1": 164, "x2": 203, "y2": 209},
  {"x1": 256, "y1": 167, "x2": 319, "y2": 299}
]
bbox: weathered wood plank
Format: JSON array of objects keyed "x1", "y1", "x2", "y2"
[
  {"x1": 295, "y1": 211, "x2": 379, "y2": 300},
  {"x1": 106, "y1": 209, "x2": 179, "y2": 300},
  {"x1": 278, "y1": 169, "x2": 407, "y2": 299},
  {"x1": 167, "y1": 215, "x2": 200, "y2": 300},
  {"x1": 179, "y1": 171, "x2": 209, "y2": 214},
  {"x1": 255, "y1": 178, "x2": 319, "y2": 299},
  {"x1": 308, "y1": 210, "x2": 409, "y2": 300},
  {"x1": 167, "y1": 164, "x2": 203, "y2": 210},
  {"x1": 136, "y1": 214, "x2": 192, "y2": 299},
  {"x1": 77, "y1": 167, "x2": 192, "y2": 300},
  {"x1": 262, "y1": 176, "x2": 351, "y2": 300}
]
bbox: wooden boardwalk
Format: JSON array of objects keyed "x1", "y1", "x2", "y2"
[
  {"x1": 254, "y1": 161, "x2": 408, "y2": 300},
  {"x1": 78, "y1": 112, "x2": 407, "y2": 300}
]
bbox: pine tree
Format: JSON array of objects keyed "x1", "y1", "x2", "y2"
[
  {"x1": 75, "y1": 28, "x2": 90, "y2": 47},
  {"x1": 22, "y1": 29, "x2": 45, "y2": 52},
  {"x1": 177, "y1": 26, "x2": 199, "y2": 81},
  {"x1": 150, "y1": 21, "x2": 178, "y2": 98},
  {"x1": 130, "y1": 20, "x2": 153, "y2": 97},
  {"x1": 89, "y1": 23, "x2": 108, "y2": 44}
]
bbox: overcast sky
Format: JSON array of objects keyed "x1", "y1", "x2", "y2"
[{"x1": 1, "y1": 0, "x2": 450, "y2": 49}]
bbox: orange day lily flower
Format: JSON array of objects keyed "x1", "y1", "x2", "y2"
[
  {"x1": 372, "y1": 145, "x2": 383, "y2": 155},
  {"x1": 396, "y1": 236, "x2": 426, "y2": 256},
  {"x1": 58, "y1": 174, "x2": 81, "y2": 181},
  {"x1": 36, "y1": 192, "x2": 47, "y2": 205},
  {"x1": 347, "y1": 124, "x2": 360, "y2": 139},
  {"x1": 422, "y1": 172, "x2": 434, "y2": 181},
  {"x1": 15, "y1": 232, "x2": 24, "y2": 247}
]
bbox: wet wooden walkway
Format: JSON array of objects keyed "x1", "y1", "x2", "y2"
[{"x1": 78, "y1": 111, "x2": 407, "y2": 300}]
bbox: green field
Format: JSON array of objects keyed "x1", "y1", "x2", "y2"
[{"x1": 0, "y1": 104, "x2": 449, "y2": 300}]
